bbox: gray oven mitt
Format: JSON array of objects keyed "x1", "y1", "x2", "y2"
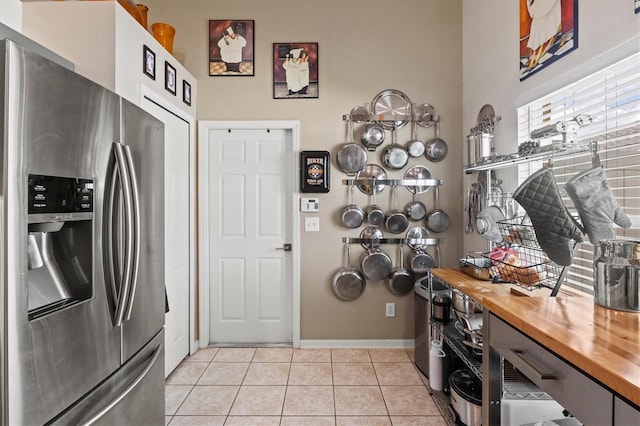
[
  {"x1": 564, "y1": 166, "x2": 631, "y2": 245},
  {"x1": 513, "y1": 167, "x2": 584, "y2": 266}
]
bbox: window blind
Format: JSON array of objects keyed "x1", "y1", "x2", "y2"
[{"x1": 517, "y1": 52, "x2": 640, "y2": 294}]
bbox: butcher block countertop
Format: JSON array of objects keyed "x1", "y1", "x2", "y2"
[{"x1": 431, "y1": 268, "x2": 640, "y2": 408}]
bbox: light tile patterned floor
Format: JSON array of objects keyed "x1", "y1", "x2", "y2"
[{"x1": 165, "y1": 347, "x2": 447, "y2": 426}]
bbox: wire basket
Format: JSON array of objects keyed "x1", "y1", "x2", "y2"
[
  {"x1": 482, "y1": 245, "x2": 563, "y2": 290},
  {"x1": 496, "y1": 216, "x2": 540, "y2": 249}
]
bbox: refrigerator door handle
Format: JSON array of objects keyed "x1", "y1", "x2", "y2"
[
  {"x1": 79, "y1": 343, "x2": 163, "y2": 426},
  {"x1": 112, "y1": 143, "x2": 136, "y2": 327},
  {"x1": 122, "y1": 144, "x2": 141, "y2": 321}
]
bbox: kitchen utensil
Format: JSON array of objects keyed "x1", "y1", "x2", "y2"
[
  {"x1": 408, "y1": 248, "x2": 434, "y2": 274},
  {"x1": 405, "y1": 193, "x2": 427, "y2": 222},
  {"x1": 594, "y1": 239, "x2": 640, "y2": 312},
  {"x1": 331, "y1": 243, "x2": 366, "y2": 301},
  {"x1": 426, "y1": 185, "x2": 449, "y2": 233},
  {"x1": 340, "y1": 185, "x2": 365, "y2": 229},
  {"x1": 466, "y1": 134, "x2": 478, "y2": 165},
  {"x1": 413, "y1": 103, "x2": 435, "y2": 128},
  {"x1": 459, "y1": 256, "x2": 492, "y2": 280},
  {"x1": 336, "y1": 118, "x2": 367, "y2": 175},
  {"x1": 355, "y1": 164, "x2": 387, "y2": 195},
  {"x1": 359, "y1": 226, "x2": 383, "y2": 250},
  {"x1": 425, "y1": 119, "x2": 448, "y2": 162},
  {"x1": 382, "y1": 122, "x2": 409, "y2": 170},
  {"x1": 405, "y1": 118, "x2": 425, "y2": 158},
  {"x1": 385, "y1": 185, "x2": 409, "y2": 234},
  {"x1": 406, "y1": 226, "x2": 430, "y2": 251},
  {"x1": 360, "y1": 122, "x2": 386, "y2": 151},
  {"x1": 361, "y1": 246, "x2": 393, "y2": 281},
  {"x1": 386, "y1": 245, "x2": 414, "y2": 295},
  {"x1": 432, "y1": 295, "x2": 452, "y2": 323},
  {"x1": 452, "y1": 289, "x2": 483, "y2": 314},
  {"x1": 449, "y1": 369, "x2": 482, "y2": 426},
  {"x1": 404, "y1": 165, "x2": 433, "y2": 194},
  {"x1": 429, "y1": 340, "x2": 446, "y2": 391},
  {"x1": 475, "y1": 205, "x2": 505, "y2": 242},
  {"x1": 364, "y1": 188, "x2": 385, "y2": 226},
  {"x1": 371, "y1": 89, "x2": 412, "y2": 130}
]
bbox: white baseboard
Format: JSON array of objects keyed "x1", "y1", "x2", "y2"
[{"x1": 300, "y1": 339, "x2": 414, "y2": 349}]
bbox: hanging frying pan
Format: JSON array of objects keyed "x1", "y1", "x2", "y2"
[
  {"x1": 385, "y1": 185, "x2": 409, "y2": 234},
  {"x1": 382, "y1": 122, "x2": 409, "y2": 170},
  {"x1": 365, "y1": 188, "x2": 385, "y2": 226},
  {"x1": 336, "y1": 118, "x2": 367, "y2": 175},
  {"x1": 360, "y1": 122, "x2": 386, "y2": 151},
  {"x1": 386, "y1": 245, "x2": 414, "y2": 295},
  {"x1": 341, "y1": 185, "x2": 365, "y2": 229},
  {"x1": 426, "y1": 185, "x2": 450, "y2": 233},
  {"x1": 405, "y1": 118, "x2": 425, "y2": 158},
  {"x1": 332, "y1": 243, "x2": 365, "y2": 301},
  {"x1": 425, "y1": 118, "x2": 448, "y2": 162}
]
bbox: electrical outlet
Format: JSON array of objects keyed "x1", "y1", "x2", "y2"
[{"x1": 385, "y1": 303, "x2": 395, "y2": 317}]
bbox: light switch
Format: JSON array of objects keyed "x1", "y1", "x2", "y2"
[
  {"x1": 305, "y1": 217, "x2": 320, "y2": 232},
  {"x1": 301, "y1": 198, "x2": 319, "y2": 212}
]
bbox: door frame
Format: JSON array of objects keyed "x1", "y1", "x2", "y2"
[
  {"x1": 197, "y1": 120, "x2": 301, "y2": 348},
  {"x1": 140, "y1": 84, "x2": 197, "y2": 356}
]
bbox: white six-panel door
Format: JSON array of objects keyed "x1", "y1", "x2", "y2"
[{"x1": 200, "y1": 123, "x2": 298, "y2": 344}]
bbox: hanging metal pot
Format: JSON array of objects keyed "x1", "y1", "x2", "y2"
[
  {"x1": 332, "y1": 243, "x2": 365, "y2": 301},
  {"x1": 387, "y1": 245, "x2": 414, "y2": 295},
  {"x1": 359, "y1": 226, "x2": 383, "y2": 250},
  {"x1": 426, "y1": 185, "x2": 450, "y2": 233},
  {"x1": 361, "y1": 246, "x2": 393, "y2": 281},
  {"x1": 408, "y1": 248, "x2": 435, "y2": 274},
  {"x1": 405, "y1": 118, "x2": 425, "y2": 158},
  {"x1": 365, "y1": 185, "x2": 385, "y2": 226},
  {"x1": 425, "y1": 119, "x2": 448, "y2": 162},
  {"x1": 336, "y1": 118, "x2": 367, "y2": 175},
  {"x1": 382, "y1": 122, "x2": 409, "y2": 170},
  {"x1": 341, "y1": 185, "x2": 364, "y2": 229},
  {"x1": 360, "y1": 122, "x2": 386, "y2": 151},
  {"x1": 355, "y1": 164, "x2": 387, "y2": 195},
  {"x1": 385, "y1": 185, "x2": 409, "y2": 234},
  {"x1": 405, "y1": 193, "x2": 427, "y2": 222}
]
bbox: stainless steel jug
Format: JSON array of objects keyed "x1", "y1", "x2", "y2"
[{"x1": 594, "y1": 239, "x2": 640, "y2": 312}]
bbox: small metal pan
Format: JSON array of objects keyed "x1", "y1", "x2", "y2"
[
  {"x1": 386, "y1": 245, "x2": 414, "y2": 295},
  {"x1": 426, "y1": 185, "x2": 449, "y2": 233},
  {"x1": 425, "y1": 120, "x2": 448, "y2": 162}
]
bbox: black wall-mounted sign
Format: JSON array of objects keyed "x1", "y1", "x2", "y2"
[{"x1": 300, "y1": 151, "x2": 330, "y2": 193}]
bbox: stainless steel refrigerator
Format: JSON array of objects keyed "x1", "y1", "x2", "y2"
[{"x1": 0, "y1": 36, "x2": 165, "y2": 425}]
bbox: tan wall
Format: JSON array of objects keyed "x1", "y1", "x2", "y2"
[{"x1": 145, "y1": 0, "x2": 463, "y2": 342}]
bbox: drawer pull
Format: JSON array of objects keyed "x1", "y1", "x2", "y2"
[{"x1": 507, "y1": 349, "x2": 556, "y2": 381}]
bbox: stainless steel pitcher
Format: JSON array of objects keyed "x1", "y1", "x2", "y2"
[{"x1": 594, "y1": 239, "x2": 640, "y2": 312}]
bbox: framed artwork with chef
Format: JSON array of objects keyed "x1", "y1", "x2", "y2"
[
  {"x1": 273, "y1": 42, "x2": 319, "y2": 99},
  {"x1": 209, "y1": 20, "x2": 255, "y2": 76},
  {"x1": 300, "y1": 151, "x2": 330, "y2": 193},
  {"x1": 519, "y1": 0, "x2": 578, "y2": 81}
]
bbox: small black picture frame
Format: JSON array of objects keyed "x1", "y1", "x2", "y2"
[
  {"x1": 183, "y1": 80, "x2": 191, "y2": 106},
  {"x1": 300, "y1": 151, "x2": 330, "y2": 193},
  {"x1": 143, "y1": 45, "x2": 155, "y2": 80},
  {"x1": 165, "y1": 61, "x2": 176, "y2": 95}
]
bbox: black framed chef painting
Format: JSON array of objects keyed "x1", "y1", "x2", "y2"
[
  {"x1": 519, "y1": 0, "x2": 578, "y2": 81},
  {"x1": 209, "y1": 20, "x2": 255, "y2": 76},
  {"x1": 273, "y1": 42, "x2": 318, "y2": 99}
]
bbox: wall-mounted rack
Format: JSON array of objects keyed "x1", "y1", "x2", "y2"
[
  {"x1": 342, "y1": 112, "x2": 436, "y2": 126},
  {"x1": 342, "y1": 178, "x2": 443, "y2": 187},
  {"x1": 342, "y1": 237, "x2": 442, "y2": 246}
]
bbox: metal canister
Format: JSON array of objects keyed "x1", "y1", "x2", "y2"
[{"x1": 594, "y1": 239, "x2": 640, "y2": 312}]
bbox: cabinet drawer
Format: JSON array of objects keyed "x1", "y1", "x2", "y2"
[
  {"x1": 615, "y1": 396, "x2": 640, "y2": 425},
  {"x1": 489, "y1": 314, "x2": 613, "y2": 425}
]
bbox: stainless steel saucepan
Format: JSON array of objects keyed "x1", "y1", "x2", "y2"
[
  {"x1": 361, "y1": 245, "x2": 392, "y2": 281},
  {"x1": 341, "y1": 185, "x2": 364, "y2": 229},
  {"x1": 382, "y1": 122, "x2": 409, "y2": 170},
  {"x1": 385, "y1": 185, "x2": 409, "y2": 234},
  {"x1": 405, "y1": 118, "x2": 425, "y2": 158},
  {"x1": 425, "y1": 119, "x2": 448, "y2": 162},
  {"x1": 360, "y1": 122, "x2": 386, "y2": 151},
  {"x1": 386, "y1": 245, "x2": 414, "y2": 295},
  {"x1": 426, "y1": 185, "x2": 449, "y2": 233}
]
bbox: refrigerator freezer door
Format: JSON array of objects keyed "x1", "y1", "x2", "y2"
[
  {"x1": 2, "y1": 40, "x2": 122, "y2": 425},
  {"x1": 50, "y1": 330, "x2": 165, "y2": 426},
  {"x1": 119, "y1": 99, "x2": 165, "y2": 362}
]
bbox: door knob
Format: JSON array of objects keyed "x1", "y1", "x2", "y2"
[{"x1": 276, "y1": 243, "x2": 292, "y2": 251}]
